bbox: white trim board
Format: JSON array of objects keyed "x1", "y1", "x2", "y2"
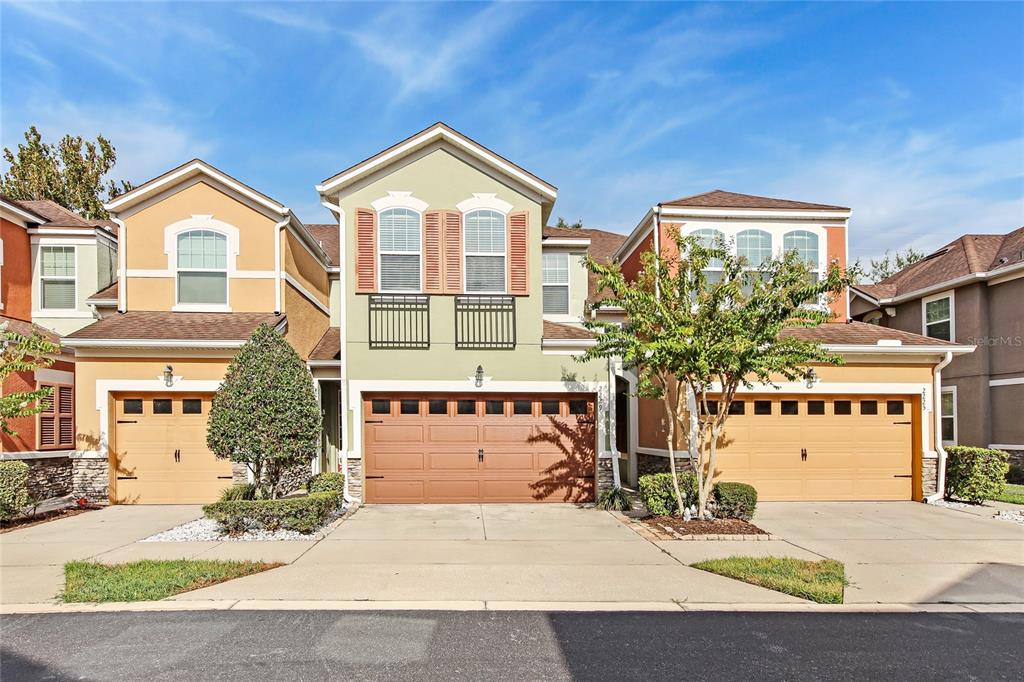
[
  {"x1": 283, "y1": 273, "x2": 331, "y2": 315},
  {"x1": 989, "y1": 377, "x2": 1024, "y2": 387}
]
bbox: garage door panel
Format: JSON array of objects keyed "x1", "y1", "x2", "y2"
[
  {"x1": 426, "y1": 452, "x2": 481, "y2": 471},
  {"x1": 368, "y1": 451, "x2": 426, "y2": 471},
  {"x1": 483, "y1": 451, "x2": 536, "y2": 471},
  {"x1": 427, "y1": 424, "x2": 480, "y2": 442},
  {"x1": 370, "y1": 424, "x2": 424, "y2": 443},
  {"x1": 367, "y1": 479, "x2": 426, "y2": 504},
  {"x1": 427, "y1": 479, "x2": 481, "y2": 502},
  {"x1": 482, "y1": 425, "x2": 535, "y2": 442}
]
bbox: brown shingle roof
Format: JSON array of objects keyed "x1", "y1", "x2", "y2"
[
  {"x1": 17, "y1": 199, "x2": 118, "y2": 234},
  {"x1": 65, "y1": 312, "x2": 284, "y2": 341},
  {"x1": 309, "y1": 327, "x2": 340, "y2": 361},
  {"x1": 0, "y1": 194, "x2": 48, "y2": 222},
  {"x1": 86, "y1": 281, "x2": 119, "y2": 302},
  {"x1": 862, "y1": 226, "x2": 1024, "y2": 299},
  {"x1": 782, "y1": 320, "x2": 958, "y2": 347},
  {"x1": 542, "y1": 320, "x2": 594, "y2": 340},
  {"x1": 663, "y1": 190, "x2": 848, "y2": 211},
  {"x1": 543, "y1": 226, "x2": 626, "y2": 303},
  {"x1": 0, "y1": 315, "x2": 60, "y2": 344},
  {"x1": 305, "y1": 224, "x2": 339, "y2": 266}
]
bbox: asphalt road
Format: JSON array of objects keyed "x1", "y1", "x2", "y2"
[{"x1": 2, "y1": 610, "x2": 1021, "y2": 681}]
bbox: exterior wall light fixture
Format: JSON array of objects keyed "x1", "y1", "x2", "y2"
[
  {"x1": 163, "y1": 365, "x2": 174, "y2": 387},
  {"x1": 804, "y1": 368, "x2": 819, "y2": 389},
  {"x1": 475, "y1": 365, "x2": 485, "y2": 388}
]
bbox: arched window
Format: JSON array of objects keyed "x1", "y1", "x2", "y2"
[
  {"x1": 464, "y1": 209, "x2": 506, "y2": 292},
  {"x1": 783, "y1": 230, "x2": 820, "y2": 281},
  {"x1": 736, "y1": 229, "x2": 772, "y2": 267},
  {"x1": 692, "y1": 228, "x2": 725, "y2": 283},
  {"x1": 378, "y1": 208, "x2": 421, "y2": 291},
  {"x1": 176, "y1": 230, "x2": 227, "y2": 305}
]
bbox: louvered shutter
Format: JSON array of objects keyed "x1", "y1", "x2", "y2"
[
  {"x1": 423, "y1": 210, "x2": 443, "y2": 293},
  {"x1": 443, "y1": 210, "x2": 462, "y2": 293},
  {"x1": 355, "y1": 208, "x2": 377, "y2": 293},
  {"x1": 38, "y1": 384, "x2": 56, "y2": 448},
  {"x1": 508, "y1": 211, "x2": 529, "y2": 295},
  {"x1": 58, "y1": 385, "x2": 74, "y2": 447}
]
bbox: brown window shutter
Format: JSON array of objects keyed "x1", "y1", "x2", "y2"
[
  {"x1": 355, "y1": 208, "x2": 377, "y2": 293},
  {"x1": 58, "y1": 385, "x2": 74, "y2": 447},
  {"x1": 423, "y1": 210, "x2": 443, "y2": 293},
  {"x1": 38, "y1": 383, "x2": 55, "y2": 448},
  {"x1": 443, "y1": 210, "x2": 463, "y2": 293},
  {"x1": 508, "y1": 211, "x2": 529, "y2": 295}
]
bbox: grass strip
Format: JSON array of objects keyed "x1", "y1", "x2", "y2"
[
  {"x1": 691, "y1": 556, "x2": 847, "y2": 604},
  {"x1": 62, "y1": 559, "x2": 281, "y2": 603},
  {"x1": 992, "y1": 484, "x2": 1024, "y2": 506}
]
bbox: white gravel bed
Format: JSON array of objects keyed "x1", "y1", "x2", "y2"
[
  {"x1": 141, "y1": 511, "x2": 344, "y2": 543},
  {"x1": 994, "y1": 509, "x2": 1024, "y2": 525},
  {"x1": 929, "y1": 499, "x2": 975, "y2": 511}
]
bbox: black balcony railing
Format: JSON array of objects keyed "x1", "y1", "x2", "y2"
[
  {"x1": 455, "y1": 295, "x2": 516, "y2": 350},
  {"x1": 368, "y1": 295, "x2": 430, "y2": 349}
]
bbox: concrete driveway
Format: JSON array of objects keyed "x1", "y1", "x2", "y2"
[{"x1": 173, "y1": 504, "x2": 801, "y2": 606}]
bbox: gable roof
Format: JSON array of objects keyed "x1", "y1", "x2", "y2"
[
  {"x1": 317, "y1": 122, "x2": 557, "y2": 201},
  {"x1": 64, "y1": 311, "x2": 284, "y2": 344},
  {"x1": 851, "y1": 226, "x2": 1024, "y2": 303},
  {"x1": 309, "y1": 327, "x2": 341, "y2": 361},
  {"x1": 781, "y1": 320, "x2": 963, "y2": 348},
  {"x1": 104, "y1": 158, "x2": 288, "y2": 216},
  {"x1": 543, "y1": 226, "x2": 626, "y2": 303},
  {"x1": 85, "y1": 281, "x2": 119, "y2": 304},
  {"x1": 0, "y1": 195, "x2": 48, "y2": 224},
  {"x1": 664, "y1": 190, "x2": 849, "y2": 211},
  {"x1": 1, "y1": 195, "x2": 116, "y2": 235},
  {"x1": 305, "y1": 223, "x2": 339, "y2": 266}
]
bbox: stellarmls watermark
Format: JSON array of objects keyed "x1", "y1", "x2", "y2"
[{"x1": 967, "y1": 335, "x2": 1023, "y2": 347}]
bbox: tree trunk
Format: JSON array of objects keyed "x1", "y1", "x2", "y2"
[{"x1": 662, "y1": 379, "x2": 686, "y2": 515}]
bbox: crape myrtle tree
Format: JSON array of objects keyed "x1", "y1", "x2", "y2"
[
  {"x1": 1, "y1": 322, "x2": 60, "y2": 436},
  {"x1": 580, "y1": 230, "x2": 850, "y2": 518},
  {"x1": 207, "y1": 325, "x2": 321, "y2": 498}
]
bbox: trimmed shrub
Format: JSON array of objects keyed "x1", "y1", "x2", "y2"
[
  {"x1": 0, "y1": 461, "x2": 30, "y2": 521},
  {"x1": 638, "y1": 472, "x2": 697, "y2": 516},
  {"x1": 1007, "y1": 463, "x2": 1024, "y2": 485},
  {"x1": 945, "y1": 445, "x2": 1009, "y2": 503},
  {"x1": 203, "y1": 492, "x2": 343, "y2": 534},
  {"x1": 713, "y1": 482, "x2": 758, "y2": 521},
  {"x1": 219, "y1": 483, "x2": 258, "y2": 501},
  {"x1": 307, "y1": 472, "x2": 345, "y2": 494}
]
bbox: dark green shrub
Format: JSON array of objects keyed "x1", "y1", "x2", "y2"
[
  {"x1": 945, "y1": 446, "x2": 1009, "y2": 503},
  {"x1": 1006, "y1": 463, "x2": 1024, "y2": 485},
  {"x1": 713, "y1": 482, "x2": 758, "y2": 521},
  {"x1": 638, "y1": 471, "x2": 697, "y2": 516},
  {"x1": 203, "y1": 492, "x2": 343, "y2": 534},
  {"x1": 596, "y1": 486, "x2": 632, "y2": 511},
  {"x1": 0, "y1": 461, "x2": 30, "y2": 520},
  {"x1": 307, "y1": 472, "x2": 345, "y2": 494},
  {"x1": 219, "y1": 483, "x2": 258, "y2": 501}
]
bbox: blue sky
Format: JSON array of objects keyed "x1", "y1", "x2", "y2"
[{"x1": 3, "y1": 1, "x2": 1022, "y2": 261}]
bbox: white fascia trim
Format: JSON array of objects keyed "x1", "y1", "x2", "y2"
[
  {"x1": 542, "y1": 239, "x2": 592, "y2": 247},
  {"x1": 990, "y1": 443, "x2": 1024, "y2": 450},
  {"x1": 62, "y1": 338, "x2": 245, "y2": 348},
  {"x1": 307, "y1": 359, "x2": 342, "y2": 367},
  {"x1": 822, "y1": 343, "x2": 975, "y2": 355},
  {"x1": 172, "y1": 303, "x2": 232, "y2": 313},
  {"x1": 84, "y1": 298, "x2": 117, "y2": 306},
  {"x1": 283, "y1": 273, "x2": 331, "y2": 315},
  {"x1": 28, "y1": 228, "x2": 96, "y2": 238},
  {"x1": 105, "y1": 161, "x2": 288, "y2": 215},
  {"x1": 849, "y1": 287, "x2": 881, "y2": 306},
  {"x1": 613, "y1": 211, "x2": 655, "y2": 261},
  {"x1": 30, "y1": 235, "x2": 95, "y2": 245},
  {"x1": 126, "y1": 269, "x2": 274, "y2": 279},
  {"x1": 876, "y1": 262, "x2": 1024, "y2": 304},
  {"x1": 32, "y1": 310, "x2": 94, "y2": 319},
  {"x1": 0, "y1": 449, "x2": 75, "y2": 461},
  {"x1": 0, "y1": 200, "x2": 45, "y2": 224},
  {"x1": 112, "y1": 217, "x2": 127, "y2": 312},
  {"x1": 371, "y1": 191, "x2": 430, "y2": 213},
  {"x1": 317, "y1": 128, "x2": 557, "y2": 200},
  {"x1": 456, "y1": 193, "x2": 514, "y2": 215},
  {"x1": 542, "y1": 338, "x2": 598, "y2": 347},
  {"x1": 658, "y1": 206, "x2": 851, "y2": 220},
  {"x1": 728, "y1": 381, "x2": 930, "y2": 395},
  {"x1": 990, "y1": 377, "x2": 1024, "y2": 387}
]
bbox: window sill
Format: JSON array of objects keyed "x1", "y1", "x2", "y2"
[{"x1": 172, "y1": 304, "x2": 232, "y2": 313}]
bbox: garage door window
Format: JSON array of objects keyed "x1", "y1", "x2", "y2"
[
  {"x1": 808, "y1": 400, "x2": 825, "y2": 415},
  {"x1": 123, "y1": 399, "x2": 143, "y2": 414},
  {"x1": 541, "y1": 400, "x2": 560, "y2": 415},
  {"x1": 754, "y1": 400, "x2": 772, "y2": 415},
  {"x1": 887, "y1": 400, "x2": 904, "y2": 415},
  {"x1": 513, "y1": 400, "x2": 532, "y2": 415},
  {"x1": 728, "y1": 401, "x2": 745, "y2": 415},
  {"x1": 834, "y1": 400, "x2": 852, "y2": 415},
  {"x1": 860, "y1": 400, "x2": 878, "y2": 415},
  {"x1": 371, "y1": 399, "x2": 390, "y2": 415},
  {"x1": 153, "y1": 399, "x2": 172, "y2": 414},
  {"x1": 486, "y1": 400, "x2": 504, "y2": 415},
  {"x1": 780, "y1": 400, "x2": 799, "y2": 415},
  {"x1": 457, "y1": 400, "x2": 476, "y2": 415},
  {"x1": 183, "y1": 399, "x2": 202, "y2": 414},
  {"x1": 569, "y1": 399, "x2": 589, "y2": 416},
  {"x1": 400, "y1": 399, "x2": 419, "y2": 415},
  {"x1": 428, "y1": 399, "x2": 447, "y2": 415}
]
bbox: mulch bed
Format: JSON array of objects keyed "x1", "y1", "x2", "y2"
[
  {"x1": 0, "y1": 505, "x2": 100, "y2": 533},
  {"x1": 642, "y1": 516, "x2": 767, "y2": 536}
]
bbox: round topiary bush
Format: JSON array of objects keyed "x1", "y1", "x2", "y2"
[
  {"x1": 713, "y1": 482, "x2": 758, "y2": 521},
  {"x1": 637, "y1": 472, "x2": 697, "y2": 516},
  {"x1": 307, "y1": 472, "x2": 345, "y2": 494},
  {"x1": 945, "y1": 446, "x2": 1009, "y2": 503}
]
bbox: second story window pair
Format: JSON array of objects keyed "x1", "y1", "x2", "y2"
[
  {"x1": 690, "y1": 228, "x2": 820, "y2": 285},
  {"x1": 177, "y1": 229, "x2": 227, "y2": 305}
]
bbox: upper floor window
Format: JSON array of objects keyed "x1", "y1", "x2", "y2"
[
  {"x1": 542, "y1": 252, "x2": 569, "y2": 314},
  {"x1": 378, "y1": 208, "x2": 421, "y2": 292},
  {"x1": 176, "y1": 230, "x2": 227, "y2": 305},
  {"x1": 783, "y1": 230, "x2": 820, "y2": 282},
  {"x1": 464, "y1": 209, "x2": 506, "y2": 293},
  {"x1": 923, "y1": 292, "x2": 953, "y2": 341},
  {"x1": 40, "y1": 246, "x2": 76, "y2": 309},
  {"x1": 692, "y1": 228, "x2": 725, "y2": 284},
  {"x1": 736, "y1": 229, "x2": 772, "y2": 267}
]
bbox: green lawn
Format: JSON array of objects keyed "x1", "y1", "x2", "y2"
[
  {"x1": 62, "y1": 559, "x2": 281, "y2": 602},
  {"x1": 992, "y1": 483, "x2": 1024, "y2": 506},
  {"x1": 691, "y1": 556, "x2": 847, "y2": 604}
]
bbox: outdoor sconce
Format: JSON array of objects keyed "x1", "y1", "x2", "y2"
[
  {"x1": 475, "y1": 365, "x2": 485, "y2": 388},
  {"x1": 163, "y1": 365, "x2": 174, "y2": 387},
  {"x1": 804, "y1": 368, "x2": 819, "y2": 390}
]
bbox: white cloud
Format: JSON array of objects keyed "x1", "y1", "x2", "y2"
[{"x1": 239, "y1": 5, "x2": 333, "y2": 35}]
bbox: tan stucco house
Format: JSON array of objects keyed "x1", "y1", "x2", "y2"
[{"x1": 59, "y1": 123, "x2": 976, "y2": 506}]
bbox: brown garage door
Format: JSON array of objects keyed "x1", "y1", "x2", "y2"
[
  {"x1": 363, "y1": 394, "x2": 596, "y2": 503},
  {"x1": 712, "y1": 395, "x2": 915, "y2": 501},
  {"x1": 112, "y1": 394, "x2": 233, "y2": 504}
]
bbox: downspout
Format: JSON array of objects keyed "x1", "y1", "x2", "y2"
[
  {"x1": 608, "y1": 357, "x2": 621, "y2": 488},
  {"x1": 273, "y1": 215, "x2": 290, "y2": 314},
  {"x1": 111, "y1": 217, "x2": 127, "y2": 313},
  {"x1": 652, "y1": 205, "x2": 661, "y2": 299},
  {"x1": 925, "y1": 351, "x2": 954, "y2": 503},
  {"x1": 321, "y1": 198, "x2": 353, "y2": 504}
]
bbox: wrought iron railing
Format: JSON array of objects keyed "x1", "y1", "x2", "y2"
[
  {"x1": 455, "y1": 295, "x2": 516, "y2": 350},
  {"x1": 368, "y1": 295, "x2": 430, "y2": 349}
]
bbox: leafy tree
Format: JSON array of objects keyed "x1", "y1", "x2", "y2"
[
  {"x1": 1, "y1": 126, "x2": 133, "y2": 220},
  {"x1": 854, "y1": 248, "x2": 925, "y2": 283},
  {"x1": 581, "y1": 230, "x2": 849, "y2": 517},
  {"x1": 207, "y1": 325, "x2": 321, "y2": 498},
  {"x1": 1, "y1": 322, "x2": 60, "y2": 436},
  {"x1": 555, "y1": 216, "x2": 584, "y2": 229}
]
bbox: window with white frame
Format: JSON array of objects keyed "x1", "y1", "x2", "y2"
[
  {"x1": 542, "y1": 252, "x2": 569, "y2": 314},
  {"x1": 692, "y1": 228, "x2": 725, "y2": 284},
  {"x1": 176, "y1": 230, "x2": 227, "y2": 305},
  {"x1": 941, "y1": 389, "x2": 957, "y2": 444},
  {"x1": 40, "y1": 246, "x2": 76, "y2": 309},
  {"x1": 924, "y1": 293, "x2": 953, "y2": 341},
  {"x1": 783, "y1": 230, "x2": 820, "y2": 282},
  {"x1": 464, "y1": 209, "x2": 506, "y2": 293},
  {"x1": 736, "y1": 229, "x2": 772, "y2": 267},
  {"x1": 378, "y1": 208, "x2": 422, "y2": 292}
]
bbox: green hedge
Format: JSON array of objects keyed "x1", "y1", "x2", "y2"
[
  {"x1": 307, "y1": 472, "x2": 345, "y2": 494},
  {"x1": 638, "y1": 472, "x2": 697, "y2": 516},
  {"x1": 713, "y1": 482, "x2": 758, "y2": 521},
  {"x1": 203, "y1": 491, "x2": 343, "y2": 534},
  {"x1": 0, "y1": 461, "x2": 30, "y2": 521},
  {"x1": 945, "y1": 446, "x2": 1009, "y2": 503}
]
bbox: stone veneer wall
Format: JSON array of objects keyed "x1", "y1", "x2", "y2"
[
  {"x1": 72, "y1": 457, "x2": 108, "y2": 503},
  {"x1": 596, "y1": 458, "x2": 614, "y2": 495},
  {"x1": 921, "y1": 457, "x2": 938, "y2": 497},
  {"x1": 346, "y1": 457, "x2": 363, "y2": 501},
  {"x1": 232, "y1": 462, "x2": 249, "y2": 485},
  {"x1": 25, "y1": 456, "x2": 73, "y2": 500},
  {"x1": 636, "y1": 453, "x2": 693, "y2": 477}
]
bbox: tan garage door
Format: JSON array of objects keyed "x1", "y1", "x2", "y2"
[
  {"x1": 363, "y1": 394, "x2": 596, "y2": 503},
  {"x1": 712, "y1": 395, "x2": 915, "y2": 501},
  {"x1": 112, "y1": 394, "x2": 233, "y2": 504}
]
